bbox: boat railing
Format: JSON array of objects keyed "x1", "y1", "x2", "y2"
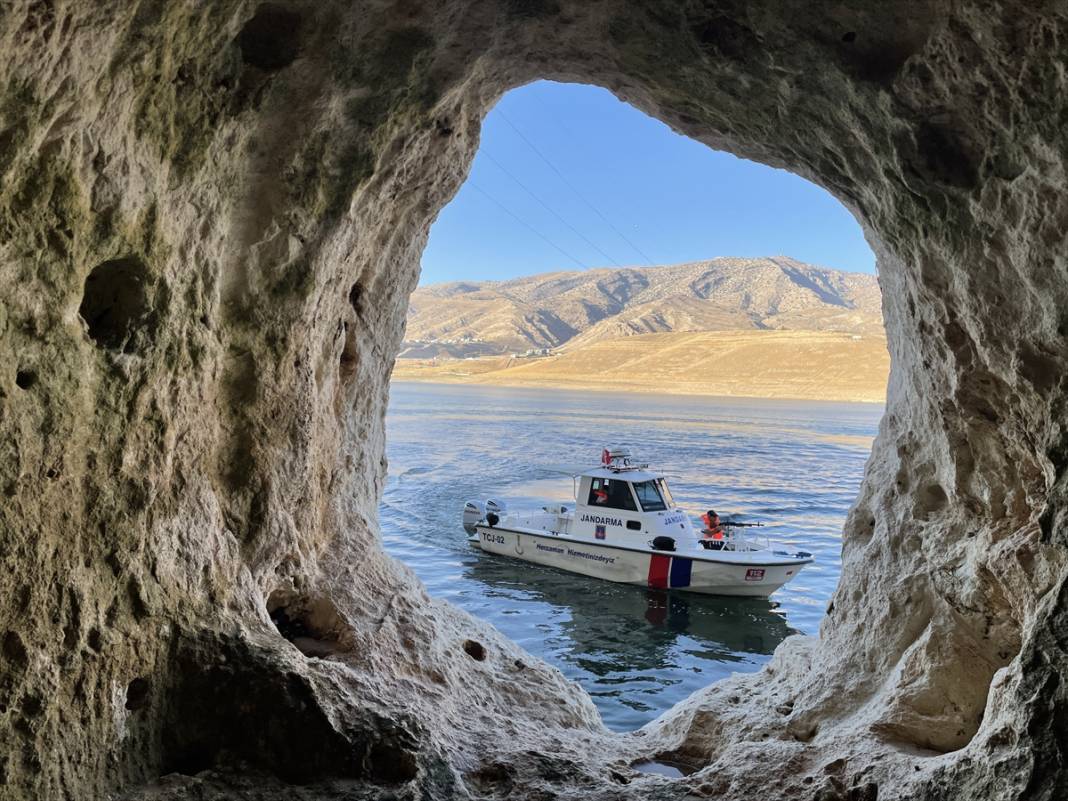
[{"x1": 725, "y1": 530, "x2": 771, "y2": 552}]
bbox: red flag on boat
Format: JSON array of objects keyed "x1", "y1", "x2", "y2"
[{"x1": 601, "y1": 448, "x2": 611, "y2": 465}]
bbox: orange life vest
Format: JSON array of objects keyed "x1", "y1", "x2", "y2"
[{"x1": 701, "y1": 512, "x2": 724, "y2": 539}]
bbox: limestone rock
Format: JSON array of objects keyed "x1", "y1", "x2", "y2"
[{"x1": 0, "y1": 1, "x2": 1066, "y2": 799}]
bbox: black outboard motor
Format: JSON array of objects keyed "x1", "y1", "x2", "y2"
[
  {"x1": 485, "y1": 499, "x2": 506, "y2": 528},
  {"x1": 651, "y1": 535, "x2": 676, "y2": 552}
]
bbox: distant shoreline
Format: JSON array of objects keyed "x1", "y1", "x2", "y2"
[
  {"x1": 391, "y1": 329, "x2": 890, "y2": 405},
  {"x1": 390, "y1": 375, "x2": 886, "y2": 405}
]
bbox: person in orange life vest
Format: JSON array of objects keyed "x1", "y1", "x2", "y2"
[
  {"x1": 593, "y1": 485, "x2": 608, "y2": 504},
  {"x1": 701, "y1": 509, "x2": 726, "y2": 550}
]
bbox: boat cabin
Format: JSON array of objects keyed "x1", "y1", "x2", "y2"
[
  {"x1": 570, "y1": 450, "x2": 696, "y2": 544},
  {"x1": 582, "y1": 472, "x2": 671, "y2": 515}
]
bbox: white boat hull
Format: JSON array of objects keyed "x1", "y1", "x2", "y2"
[{"x1": 472, "y1": 525, "x2": 808, "y2": 598}]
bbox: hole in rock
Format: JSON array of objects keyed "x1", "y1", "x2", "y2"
[
  {"x1": 631, "y1": 757, "x2": 699, "y2": 778},
  {"x1": 78, "y1": 256, "x2": 153, "y2": 351},
  {"x1": 914, "y1": 482, "x2": 949, "y2": 519},
  {"x1": 160, "y1": 633, "x2": 367, "y2": 784},
  {"x1": 908, "y1": 120, "x2": 981, "y2": 190},
  {"x1": 14, "y1": 369, "x2": 36, "y2": 389},
  {"x1": 1, "y1": 631, "x2": 28, "y2": 669},
  {"x1": 369, "y1": 739, "x2": 419, "y2": 783},
  {"x1": 462, "y1": 639, "x2": 486, "y2": 661},
  {"x1": 237, "y1": 4, "x2": 303, "y2": 72},
  {"x1": 383, "y1": 80, "x2": 891, "y2": 735},
  {"x1": 125, "y1": 677, "x2": 151, "y2": 711},
  {"x1": 267, "y1": 590, "x2": 350, "y2": 658},
  {"x1": 21, "y1": 694, "x2": 43, "y2": 718},
  {"x1": 790, "y1": 720, "x2": 820, "y2": 742},
  {"x1": 339, "y1": 321, "x2": 358, "y2": 382},
  {"x1": 349, "y1": 282, "x2": 364, "y2": 313}
]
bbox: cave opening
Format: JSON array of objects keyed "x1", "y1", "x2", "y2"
[
  {"x1": 2, "y1": 5, "x2": 1063, "y2": 799},
  {"x1": 383, "y1": 79, "x2": 889, "y2": 734}
]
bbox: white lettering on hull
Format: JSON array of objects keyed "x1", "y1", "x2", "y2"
[
  {"x1": 535, "y1": 541, "x2": 617, "y2": 564},
  {"x1": 565, "y1": 548, "x2": 616, "y2": 565}
]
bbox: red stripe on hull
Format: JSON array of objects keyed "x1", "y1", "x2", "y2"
[{"x1": 647, "y1": 554, "x2": 671, "y2": 588}]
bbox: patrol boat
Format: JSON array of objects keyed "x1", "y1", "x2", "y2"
[{"x1": 461, "y1": 447, "x2": 813, "y2": 598}]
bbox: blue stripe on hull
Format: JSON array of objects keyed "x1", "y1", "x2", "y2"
[{"x1": 669, "y1": 557, "x2": 693, "y2": 588}]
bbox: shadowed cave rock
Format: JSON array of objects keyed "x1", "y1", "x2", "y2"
[
  {"x1": 0, "y1": 1, "x2": 1066, "y2": 799},
  {"x1": 237, "y1": 4, "x2": 304, "y2": 73}
]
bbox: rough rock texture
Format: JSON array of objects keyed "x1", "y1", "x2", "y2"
[{"x1": 1, "y1": 1, "x2": 1066, "y2": 799}]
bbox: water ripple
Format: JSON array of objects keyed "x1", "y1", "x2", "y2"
[{"x1": 380, "y1": 382, "x2": 881, "y2": 731}]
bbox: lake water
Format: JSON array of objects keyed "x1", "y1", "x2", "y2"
[{"x1": 380, "y1": 382, "x2": 882, "y2": 731}]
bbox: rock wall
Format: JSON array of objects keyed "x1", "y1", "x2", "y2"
[{"x1": 0, "y1": 1, "x2": 1065, "y2": 799}]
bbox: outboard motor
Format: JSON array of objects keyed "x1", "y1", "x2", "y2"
[
  {"x1": 462, "y1": 500, "x2": 484, "y2": 535},
  {"x1": 484, "y1": 499, "x2": 507, "y2": 528},
  {"x1": 651, "y1": 535, "x2": 676, "y2": 552}
]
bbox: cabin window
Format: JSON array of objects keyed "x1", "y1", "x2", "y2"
[
  {"x1": 587, "y1": 478, "x2": 637, "y2": 511},
  {"x1": 633, "y1": 480, "x2": 667, "y2": 512},
  {"x1": 657, "y1": 478, "x2": 675, "y2": 506}
]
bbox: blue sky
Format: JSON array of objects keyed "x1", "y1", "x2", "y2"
[{"x1": 419, "y1": 81, "x2": 875, "y2": 286}]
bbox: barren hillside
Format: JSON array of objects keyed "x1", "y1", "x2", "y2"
[
  {"x1": 403, "y1": 256, "x2": 883, "y2": 357},
  {"x1": 393, "y1": 329, "x2": 890, "y2": 404}
]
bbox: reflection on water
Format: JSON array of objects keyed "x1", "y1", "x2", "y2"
[
  {"x1": 381, "y1": 382, "x2": 882, "y2": 730},
  {"x1": 467, "y1": 556, "x2": 795, "y2": 667}
]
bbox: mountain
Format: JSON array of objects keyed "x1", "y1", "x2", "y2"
[{"x1": 402, "y1": 256, "x2": 882, "y2": 357}]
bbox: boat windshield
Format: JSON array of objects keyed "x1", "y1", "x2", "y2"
[
  {"x1": 633, "y1": 480, "x2": 667, "y2": 512},
  {"x1": 657, "y1": 478, "x2": 675, "y2": 506}
]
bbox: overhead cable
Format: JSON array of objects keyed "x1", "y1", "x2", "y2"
[
  {"x1": 468, "y1": 181, "x2": 589, "y2": 271},
  {"x1": 496, "y1": 108, "x2": 656, "y2": 266},
  {"x1": 482, "y1": 150, "x2": 621, "y2": 268}
]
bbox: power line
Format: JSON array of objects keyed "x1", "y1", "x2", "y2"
[
  {"x1": 496, "y1": 108, "x2": 656, "y2": 266},
  {"x1": 468, "y1": 181, "x2": 589, "y2": 271},
  {"x1": 523, "y1": 90, "x2": 662, "y2": 267},
  {"x1": 481, "y1": 150, "x2": 622, "y2": 267},
  {"x1": 528, "y1": 90, "x2": 586, "y2": 158}
]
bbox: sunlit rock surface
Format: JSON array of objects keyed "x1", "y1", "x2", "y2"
[{"x1": 1, "y1": 1, "x2": 1065, "y2": 799}]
